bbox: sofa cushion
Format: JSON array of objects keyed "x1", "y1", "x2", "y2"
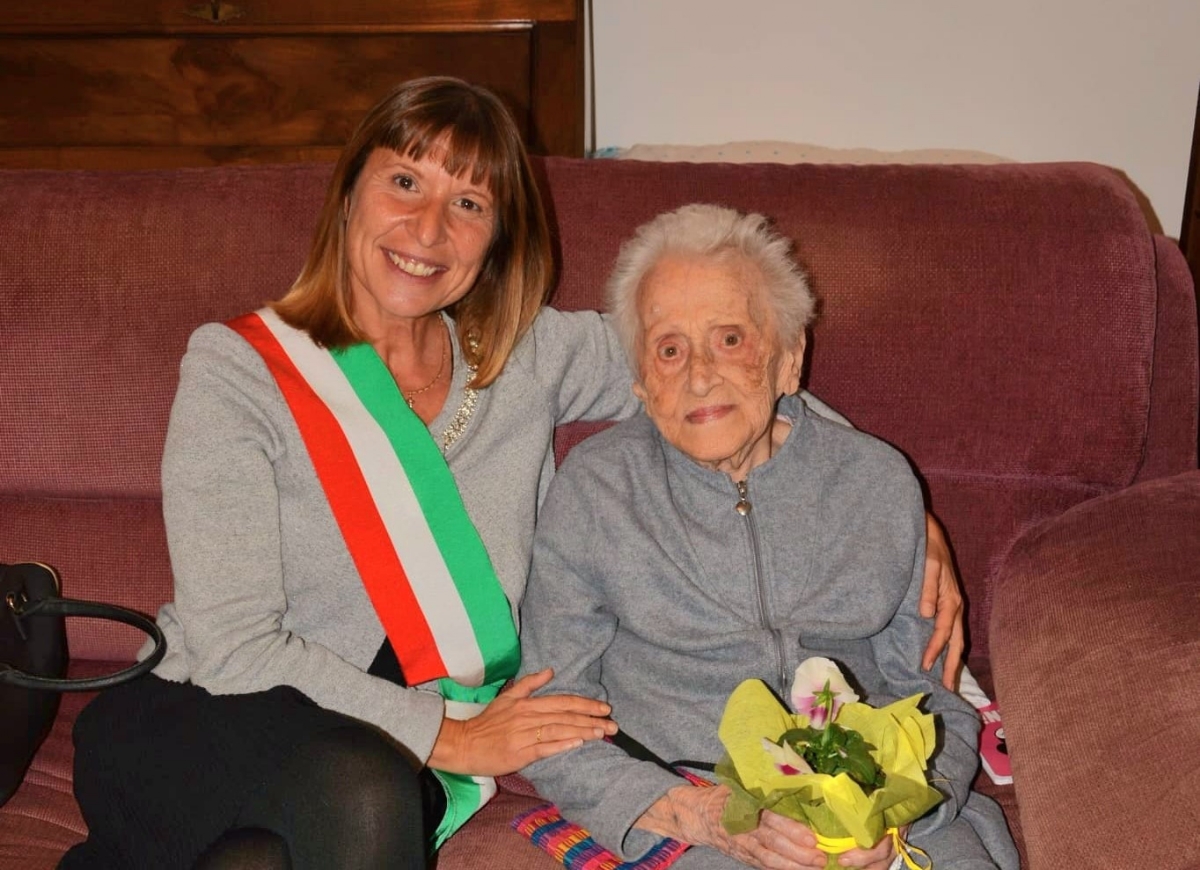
[
  {"x1": 0, "y1": 165, "x2": 328, "y2": 501},
  {"x1": 990, "y1": 470, "x2": 1200, "y2": 869},
  {"x1": 0, "y1": 666, "x2": 102, "y2": 870},
  {"x1": 0, "y1": 165, "x2": 330, "y2": 656}
]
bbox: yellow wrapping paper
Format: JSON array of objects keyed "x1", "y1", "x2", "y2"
[{"x1": 716, "y1": 680, "x2": 943, "y2": 867}]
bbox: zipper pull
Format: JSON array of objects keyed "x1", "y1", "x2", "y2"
[{"x1": 735, "y1": 479, "x2": 751, "y2": 516}]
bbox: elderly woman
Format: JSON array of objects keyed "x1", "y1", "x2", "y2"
[
  {"x1": 64, "y1": 78, "x2": 966, "y2": 870},
  {"x1": 519, "y1": 205, "x2": 1019, "y2": 870}
]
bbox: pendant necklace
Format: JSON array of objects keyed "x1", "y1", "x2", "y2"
[{"x1": 402, "y1": 320, "x2": 448, "y2": 408}]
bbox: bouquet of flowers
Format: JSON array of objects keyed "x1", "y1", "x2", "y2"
[{"x1": 715, "y1": 658, "x2": 943, "y2": 869}]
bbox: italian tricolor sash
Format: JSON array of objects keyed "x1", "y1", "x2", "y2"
[{"x1": 228, "y1": 308, "x2": 519, "y2": 846}]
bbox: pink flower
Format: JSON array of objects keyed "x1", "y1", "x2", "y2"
[
  {"x1": 790, "y1": 657, "x2": 859, "y2": 728},
  {"x1": 761, "y1": 737, "x2": 814, "y2": 776}
]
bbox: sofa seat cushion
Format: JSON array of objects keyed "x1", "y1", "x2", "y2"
[
  {"x1": 0, "y1": 498, "x2": 175, "y2": 663},
  {"x1": 439, "y1": 791, "x2": 563, "y2": 870},
  {"x1": 0, "y1": 666, "x2": 106, "y2": 870}
]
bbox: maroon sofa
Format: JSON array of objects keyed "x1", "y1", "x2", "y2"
[{"x1": 2, "y1": 157, "x2": 1197, "y2": 870}]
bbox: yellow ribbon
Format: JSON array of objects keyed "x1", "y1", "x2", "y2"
[{"x1": 813, "y1": 827, "x2": 932, "y2": 869}]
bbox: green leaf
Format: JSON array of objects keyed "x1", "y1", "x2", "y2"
[
  {"x1": 781, "y1": 722, "x2": 887, "y2": 794},
  {"x1": 779, "y1": 727, "x2": 820, "y2": 747}
]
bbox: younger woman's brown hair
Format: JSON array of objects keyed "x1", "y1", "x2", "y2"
[{"x1": 273, "y1": 76, "x2": 553, "y2": 388}]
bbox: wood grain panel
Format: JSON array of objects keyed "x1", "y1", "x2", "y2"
[
  {"x1": 0, "y1": 0, "x2": 578, "y2": 29},
  {"x1": 1182, "y1": 82, "x2": 1200, "y2": 287},
  {"x1": 0, "y1": 34, "x2": 531, "y2": 148},
  {"x1": 530, "y1": 16, "x2": 585, "y2": 157},
  {"x1": 0, "y1": 0, "x2": 584, "y2": 167},
  {"x1": 0, "y1": 146, "x2": 347, "y2": 169}
]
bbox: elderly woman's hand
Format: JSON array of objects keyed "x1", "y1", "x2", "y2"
[
  {"x1": 920, "y1": 512, "x2": 965, "y2": 690},
  {"x1": 834, "y1": 825, "x2": 907, "y2": 869},
  {"x1": 637, "y1": 784, "x2": 827, "y2": 870},
  {"x1": 428, "y1": 668, "x2": 616, "y2": 776}
]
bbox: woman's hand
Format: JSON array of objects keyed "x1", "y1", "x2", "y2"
[
  {"x1": 920, "y1": 511, "x2": 965, "y2": 690},
  {"x1": 427, "y1": 668, "x2": 616, "y2": 776},
  {"x1": 637, "y1": 784, "x2": 827, "y2": 869}
]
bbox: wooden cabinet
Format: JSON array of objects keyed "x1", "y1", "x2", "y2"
[
  {"x1": 0, "y1": 0, "x2": 585, "y2": 168},
  {"x1": 1182, "y1": 83, "x2": 1200, "y2": 286}
]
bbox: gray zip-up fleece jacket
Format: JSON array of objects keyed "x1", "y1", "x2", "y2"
[{"x1": 519, "y1": 397, "x2": 1017, "y2": 869}]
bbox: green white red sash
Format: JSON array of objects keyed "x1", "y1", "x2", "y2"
[{"x1": 227, "y1": 308, "x2": 518, "y2": 846}]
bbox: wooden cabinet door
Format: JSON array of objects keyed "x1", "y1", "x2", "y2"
[
  {"x1": 0, "y1": 0, "x2": 584, "y2": 168},
  {"x1": 1182, "y1": 83, "x2": 1200, "y2": 285}
]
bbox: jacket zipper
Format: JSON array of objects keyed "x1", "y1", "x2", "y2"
[{"x1": 735, "y1": 479, "x2": 787, "y2": 696}]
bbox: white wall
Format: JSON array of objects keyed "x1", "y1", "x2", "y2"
[{"x1": 589, "y1": 0, "x2": 1200, "y2": 238}]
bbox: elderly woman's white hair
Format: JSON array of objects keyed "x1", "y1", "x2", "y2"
[{"x1": 605, "y1": 203, "x2": 816, "y2": 368}]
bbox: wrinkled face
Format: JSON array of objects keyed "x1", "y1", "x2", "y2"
[
  {"x1": 632, "y1": 253, "x2": 803, "y2": 479},
  {"x1": 344, "y1": 144, "x2": 495, "y2": 336}
]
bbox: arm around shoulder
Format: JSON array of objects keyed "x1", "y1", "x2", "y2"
[{"x1": 526, "y1": 308, "x2": 640, "y2": 424}]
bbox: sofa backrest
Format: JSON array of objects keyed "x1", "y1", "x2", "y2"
[
  {"x1": 536, "y1": 158, "x2": 1199, "y2": 661},
  {"x1": 1, "y1": 159, "x2": 1195, "y2": 663},
  {"x1": 1, "y1": 164, "x2": 328, "y2": 660}
]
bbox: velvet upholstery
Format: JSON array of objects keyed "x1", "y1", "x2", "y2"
[{"x1": 1, "y1": 158, "x2": 1196, "y2": 870}]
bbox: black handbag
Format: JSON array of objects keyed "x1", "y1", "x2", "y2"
[{"x1": 0, "y1": 561, "x2": 166, "y2": 807}]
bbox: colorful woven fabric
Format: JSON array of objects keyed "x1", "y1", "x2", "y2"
[
  {"x1": 511, "y1": 771, "x2": 711, "y2": 870},
  {"x1": 512, "y1": 803, "x2": 690, "y2": 870}
]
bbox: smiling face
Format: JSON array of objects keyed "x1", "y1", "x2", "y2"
[
  {"x1": 344, "y1": 144, "x2": 496, "y2": 337},
  {"x1": 632, "y1": 252, "x2": 804, "y2": 480}
]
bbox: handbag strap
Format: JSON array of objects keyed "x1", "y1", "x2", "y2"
[{"x1": 0, "y1": 596, "x2": 166, "y2": 692}]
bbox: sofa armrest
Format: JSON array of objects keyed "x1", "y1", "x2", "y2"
[{"x1": 989, "y1": 470, "x2": 1200, "y2": 869}]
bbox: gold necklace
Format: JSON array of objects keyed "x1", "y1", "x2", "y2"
[{"x1": 402, "y1": 320, "x2": 448, "y2": 408}]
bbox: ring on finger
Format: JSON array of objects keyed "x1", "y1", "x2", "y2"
[{"x1": 535, "y1": 726, "x2": 543, "y2": 743}]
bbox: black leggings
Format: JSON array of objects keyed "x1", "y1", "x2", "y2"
[{"x1": 191, "y1": 726, "x2": 426, "y2": 870}]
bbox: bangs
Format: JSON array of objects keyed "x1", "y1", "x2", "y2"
[{"x1": 383, "y1": 114, "x2": 508, "y2": 192}]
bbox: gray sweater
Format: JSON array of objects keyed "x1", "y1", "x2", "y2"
[
  {"x1": 152, "y1": 307, "x2": 637, "y2": 762},
  {"x1": 519, "y1": 398, "x2": 1015, "y2": 867}
]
